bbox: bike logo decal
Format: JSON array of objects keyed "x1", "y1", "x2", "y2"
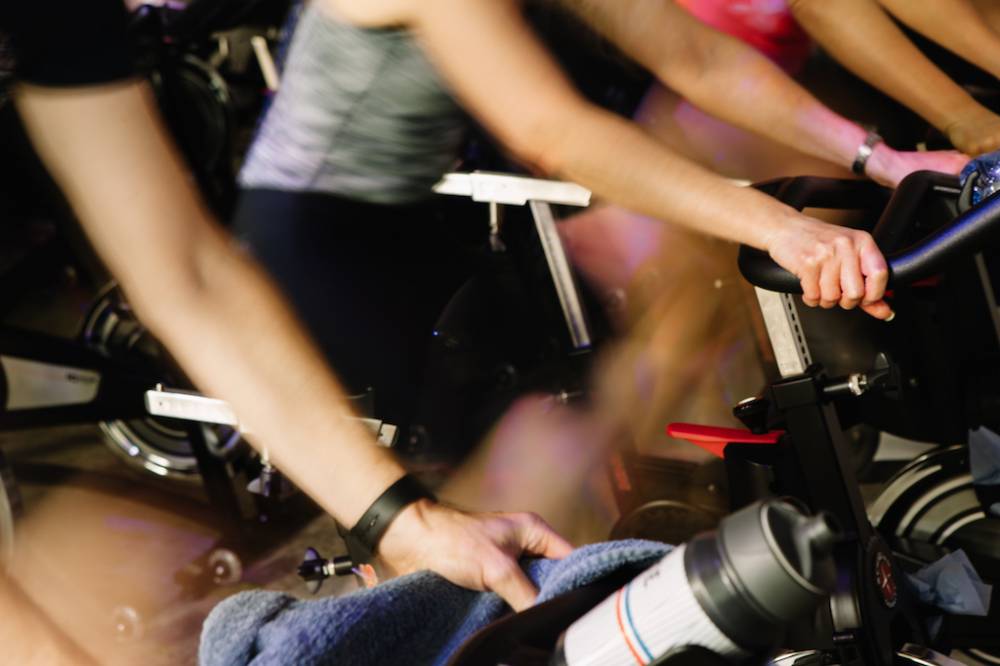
[
  {"x1": 1, "y1": 356, "x2": 100, "y2": 411},
  {"x1": 874, "y1": 552, "x2": 897, "y2": 608}
]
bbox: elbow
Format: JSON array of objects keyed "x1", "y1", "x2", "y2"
[
  {"x1": 501, "y1": 123, "x2": 564, "y2": 178},
  {"x1": 511, "y1": 140, "x2": 565, "y2": 180},
  {"x1": 118, "y1": 261, "x2": 209, "y2": 341},
  {"x1": 498, "y1": 103, "x2": 590, "y2": 179}
]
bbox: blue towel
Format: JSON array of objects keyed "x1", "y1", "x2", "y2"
[
  {"x1": 199, "y1": 540, "x2": 670, "y2": 666},
  {"x1": 906, "y1": 549, "x2": 993, "y2": 617},
  {"x1": 969, "y1": 427, "x2": 1000, "y2": 486}
]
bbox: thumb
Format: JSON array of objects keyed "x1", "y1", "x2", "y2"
[
  {"x1": 512, "y1": 512, "x2": 574, "y2": 560},
  {"x1": 861, "y1": 300, "x2": 894, "y2": 320},
  {"x1": 487, "y1": 558, "x2": 540, "y2": 612}
]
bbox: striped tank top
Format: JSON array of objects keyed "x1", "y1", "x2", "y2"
[{"x1": 239, "y1": 4, "x2": 467, "y2": 205}]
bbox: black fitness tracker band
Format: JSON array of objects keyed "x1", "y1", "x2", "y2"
[
  {"x1": 852, "y1": 130, "x2": 884, "y2": 176},
  {"x1": 350, "y1": 474, "x2": 436, "y2": 553}
]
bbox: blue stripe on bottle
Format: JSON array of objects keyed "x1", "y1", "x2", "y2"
[{"x1": 624, "y1": 582, "x2": 655, "y2": 663}]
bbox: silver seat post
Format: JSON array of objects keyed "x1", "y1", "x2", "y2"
[{"x1": 432, "y1": 171, "x2": 594, "y2": 350}]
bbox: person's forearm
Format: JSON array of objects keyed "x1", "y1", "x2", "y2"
[
  {"x1": 14, "y1": 70, "x2": 575, "y2": 614},
  {"x1": 878, "y1": 0, "x2": 1000, "y2": 80},
  {"x1": 409, "y1": 0, "x2": 802, "y2": 248},
  {"x1": 15, "y1": 81, "x2": 405, "y2": 528},
  {"x1": 558, "y1": 0, "x2": 870, "y2": 172},
  {"x1": 537, "y1": 104, "x2": 795, "y2": 251},
  {"x1": 133, "y1": 227, "x2": 407, "y2": 526},
  {"x1": 790, "y1": 0, "x2": 984, "y2": 133},
  {"x1": 659, "y1": 38, "x2": 869, "y2": 169}
]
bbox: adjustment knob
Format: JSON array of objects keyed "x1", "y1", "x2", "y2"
[{"x1": 733, "y1": 397, "x2": 771, "y2": 434}]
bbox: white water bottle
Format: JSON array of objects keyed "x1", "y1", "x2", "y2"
[{"x1": 551, "y1": 500, "x2": 839, "y2": 665}]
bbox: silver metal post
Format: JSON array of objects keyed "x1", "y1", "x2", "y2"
[
  {"x1": 754, "y1": 287, "x2": 812, "y2": 377},
  {"x1": 530, "y1": 201, "x2": 592, "y2": 350}
]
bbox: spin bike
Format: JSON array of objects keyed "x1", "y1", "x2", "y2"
[
  {"x1": 665, "y1": 170, "x2": 1000, "y2": 665},
  {"x1": 434, "y1": 170, "x2": 1000, "y2": 666}
]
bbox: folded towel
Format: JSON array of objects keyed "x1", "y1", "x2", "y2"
[
  {"x1": 969, "y1": 427, "x2": 1000, "y2": 486},
  {"x1": 906, "y1": 549, "x2": 992, "y2": 617},
  {"x1": 199, "y1": 540, "x2": 670, "y2": 666}
]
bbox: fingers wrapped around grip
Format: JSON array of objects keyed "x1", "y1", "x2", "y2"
[{"x1": 768, "y1": 220, "x2": 891, "y2": 320}]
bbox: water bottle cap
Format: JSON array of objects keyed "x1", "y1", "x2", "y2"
[{"x1": 719, "y1": 501, "x2": 839, "y2": 623}]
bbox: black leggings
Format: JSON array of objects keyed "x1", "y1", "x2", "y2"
[{"x1": 232, "y1": 188, "x2": 483, "y2": 444}]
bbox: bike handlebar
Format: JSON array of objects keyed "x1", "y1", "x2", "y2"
[{"x1": 737, "y1": 171, "x2": 1000, "y2": 293}]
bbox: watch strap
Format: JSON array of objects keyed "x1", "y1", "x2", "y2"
[{"x1": 350, "y1": 474, "x2": 436, "y2": 554}]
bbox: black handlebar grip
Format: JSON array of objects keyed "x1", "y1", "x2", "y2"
[
  {"x1": 739, "y1": 175, "x2": 1000, "y2": 293},
  {"x1": 890, "y1": 191, "x2": 1000, "y2": 284},
  {"x1": 871, "y1": 172, "x2": 961, "y2": 249},
  {"x1": 738, "y1": 247, "x2": 802, "y2": 293},
  {"x1": 760, "y1": 177, "x2": 888, "y2": 211},
  {"x1": 740, "y1": 175, "x2": 891, "y2": 294}
]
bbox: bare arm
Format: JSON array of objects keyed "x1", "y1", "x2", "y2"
[
  {"x1": 555, "y1": 0, "x2": 897, "y2": 173},
  {"x1": 406, "y1": 0, "x2": 905, "y2": 316},
  {"x1": 16, "y1": 81, "x2": 405, "y2": 527},
  {"x1": 410, "y1": 0, "x2": 810, "y2": 249},
  {"x1": 558, "y1": 0, "x2": 975, "y2": 166},
  {"x1": 877, "y1": 0, "x2": 1000, "y2": 80},
  {"x1": 789, "y1": 0, "x2": 1000, "y2": 154},
  {"x1": 15, "y1": 80, "x2": 569, "y2": 610}
]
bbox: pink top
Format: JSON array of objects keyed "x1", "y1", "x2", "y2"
[{"x1": 675, "y1": 0, "x2": 813, "y2": 74}]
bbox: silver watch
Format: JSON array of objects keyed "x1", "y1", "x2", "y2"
[{"x1": 852, "y1": 130, "x2": 884, "y2": 176}]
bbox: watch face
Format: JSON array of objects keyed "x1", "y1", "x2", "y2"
[
  {"x1": 853, "y1": 134, "x2": 882, "y2": 176},
  {"x1": 874, "y1": 552, "x2": 898, "y2": 609}
]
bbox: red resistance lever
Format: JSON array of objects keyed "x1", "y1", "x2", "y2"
[{"x1": 666, "y1": 423, "x2": 784, "y2": 459}]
